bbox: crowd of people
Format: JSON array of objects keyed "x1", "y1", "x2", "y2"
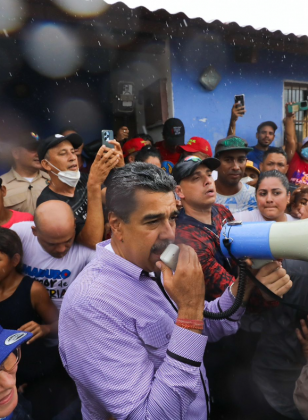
[{"x1": 1, "y1": 100, "x2": 308, "y2": 420}]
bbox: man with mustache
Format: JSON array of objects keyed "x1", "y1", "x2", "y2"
[
  {"x1": 215, "y1": 136, "x2": 258, "y2": 214},
  {"x1": 59, "y1": 162, "x2": 291, "y2": 420}
]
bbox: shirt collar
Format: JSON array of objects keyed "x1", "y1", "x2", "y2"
[
  {"x1": 6, "y1": 167, "x2": 49, "y2": 182},
  {"x1": 96, "y1": 240, "x2": 148, "y2": 281},
  {"x1": 177, "y1": 206, "x2": 217, "y2": 229}
]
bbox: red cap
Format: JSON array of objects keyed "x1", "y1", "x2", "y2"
[
  {"x1": 122, "y1": 138, "x2": 148, "y2": 158},
  {"x1": 179, "y1": 136, "x2": 213, "y2": 157}
]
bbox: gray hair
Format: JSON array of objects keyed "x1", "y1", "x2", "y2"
[
  {"x1": 256, "y1": 169, "x2": 289, "y2": 193},
  {"x1": 106, "y1": 162, "x2": 176, "y2": 223}
]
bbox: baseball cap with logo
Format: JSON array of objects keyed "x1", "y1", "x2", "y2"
[
  {"x1": 214, "y1": 135, "x2": 253, "y2": 157},
  {"x1": 0, "y1": 324, "x2": 32, "y2": 366},
  {"x1": 38, "y1": 133, "x2": 83, "y2": 161},
  {"x1": 163, "y1": 118, "x2": 185, "y2": 147},
  {"x1": 172, "y1": 155, "x2": 221, "y2": 184},
  {"x1": 122, "y1": 137, "x2": 148, "y2": 158},
  {"x1": 179, "y1": 136, "x2": 213, "y2": 157}
]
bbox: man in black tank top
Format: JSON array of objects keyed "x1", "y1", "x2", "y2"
[{"x1": 36, "y1": 133, "x2": 121, "y2": 248}]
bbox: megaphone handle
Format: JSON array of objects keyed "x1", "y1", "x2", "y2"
[{"x1": 251, "y1": 259, "x2": 274, "y2": 270}]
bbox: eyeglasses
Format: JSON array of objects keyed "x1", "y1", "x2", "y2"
[
  {"x1": 0, "y1": 347, "x2": 21, "y2": 373},
  {"x1": 184, "y1": 156, "x2": 202, "y2": 163}
]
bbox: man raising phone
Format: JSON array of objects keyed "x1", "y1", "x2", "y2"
[
  {"x1": 37, "y1": 133, "x2": 122, "y2": 248},
  {"x1": 227, "y1": 99, "x2": 278, "y2": 169}
]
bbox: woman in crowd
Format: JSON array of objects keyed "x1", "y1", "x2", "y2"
[
  {"x1": 0, "y1": 228, "x2": 58, "y2": 379},
  {"x1": 0, "y1": 324, "x2": 33, "y2": 420},
  {"x1": 0, "y1": 228, "x2": 62, "y2": 420},
  {"x1": 134, "y1": 145, "x2": 162, "y2": 168},
  {"x1": 234, "y1": 170, "x2": 297, "y2": 222},
  {"x1": 232, "y1": 170, "x2": 306, "y2": 419},
  {"x1": 288, "y1": 185, "x2": 308, "y2": 219}
]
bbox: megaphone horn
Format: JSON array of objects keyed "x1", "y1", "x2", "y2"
[{"x1": 220, "y1": 219, "x2": 308, "y2": 262}]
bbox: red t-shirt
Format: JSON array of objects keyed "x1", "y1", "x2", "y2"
[
  {"x1": 155, "y1": 141, "x2": 181, "y2": 174},
  {"x1": 287, "y1": 151, "x2": 308, "y2": 185},
  {"x1": 2, "y1": 210, "x2": 34, "y2": 229}
]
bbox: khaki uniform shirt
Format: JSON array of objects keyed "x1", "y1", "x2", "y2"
[{"x1": 2, "y1": 168, "x2": 50, "y2": 215}]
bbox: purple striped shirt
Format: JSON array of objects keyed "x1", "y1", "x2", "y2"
[{"x1": 59, "y1": 240, "x2": 245, "y2": 420}]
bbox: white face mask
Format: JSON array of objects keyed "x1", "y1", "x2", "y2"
[
  {"x1": 46, "y1": 161, "x2": 80, "y2": 188},
  {"x1": 241, "y1": 176, "x2": 253, "y2": 184}
]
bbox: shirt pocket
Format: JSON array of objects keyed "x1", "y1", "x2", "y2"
[
  {"x1": 137, "y1": 314, "x2": 174, "y2": 349},
  {"x1": 4, "y1": 191, "x2": 28, "y2": 207}
]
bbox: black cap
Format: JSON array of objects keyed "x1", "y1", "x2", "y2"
[
  {"x1": 214, "y1": 136, "x2": 253, "y2": 157},
  {"x1": 172, "y1": 155, "x2": 221, "y2": 184},
  {"x1": 12, "y1": 132, "x2": 40, "y2": 151},
  {"x1": 257, "y1": 121, "x2": 278, "y2": 132},
  {"x1": 38, "y1": 133, "x2": 83, "y2": 162},
  {"x1": 162, "y1": 118, "x2": 185, "y2": 147}
]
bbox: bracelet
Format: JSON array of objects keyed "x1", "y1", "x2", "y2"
[{"x1": 176, "y1": 318, "x2": 204, "y2": 331}]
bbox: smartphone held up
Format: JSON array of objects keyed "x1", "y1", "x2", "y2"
[
  {"x1": 234, "y1": 94, "x2": 245, "y2": 108},
  {"x1": 101, "y1": 130, "x2": 115, "y2": 149}
]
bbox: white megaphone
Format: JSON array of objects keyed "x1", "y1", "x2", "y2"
[{"x1": 220, "y1": 219, "x2": 308, "y2": 266}]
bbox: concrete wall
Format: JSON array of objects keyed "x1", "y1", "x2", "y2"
[{"x1": 170, "y1": 32, "x2": 308, "y2": 150}]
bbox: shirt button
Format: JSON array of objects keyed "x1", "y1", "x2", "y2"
[{"x1": 166, "y1": 333, "x2": 171, "y2": 340}]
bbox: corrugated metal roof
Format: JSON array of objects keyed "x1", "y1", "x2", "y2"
[{"x1": 105, "y1": 0, "x2": 308, "y2": 39}]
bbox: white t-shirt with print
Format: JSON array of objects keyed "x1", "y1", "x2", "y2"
[
  {"x1": 233, "y1": 208, "x2": 297, "y2": 223},
  {"x1": 215, "y1": 182, "x2": 257, "y2": 214},
  {"x1": 11, "y1": 221, "x2": 96, "y2": 309}
]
